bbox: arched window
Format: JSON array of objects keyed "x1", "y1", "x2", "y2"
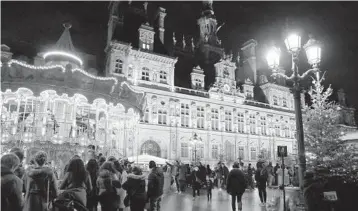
[
  {"x1": 141, "y1": 140, "x2": 161, "y2": 157},
  {"x1": 114, "y1": 59, "x2": 123, "y2": 74},
  {"x1": 141, "y1": 67, "x2": 150, "y2": 81}
]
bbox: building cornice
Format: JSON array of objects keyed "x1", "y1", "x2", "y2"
[{"x1": 260, "y1": 82, "x2": 291, "y2": 92}]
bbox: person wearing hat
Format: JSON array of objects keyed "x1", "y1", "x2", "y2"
[
  {"x1": 147, "y1": 161, "x2": 164, "y2": 211},
  {"x1": 227, "y1": 162, "x2": 247, "y2": 211}
]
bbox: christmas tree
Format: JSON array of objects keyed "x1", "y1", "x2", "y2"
[{"x1": 303, "y1": 74, "x2": 358, "y2": 183}]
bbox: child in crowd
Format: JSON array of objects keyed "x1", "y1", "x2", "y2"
[{"x1": 206, "y1": 175, "x2": 213, "y2": 201}]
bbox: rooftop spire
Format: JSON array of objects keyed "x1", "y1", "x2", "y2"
[
  {"x1": 43, "y1": 23, "x2": 83, "y2": 66},
  {"x1": 55, "y1": 23, "x2": 77, "y2": 54}
]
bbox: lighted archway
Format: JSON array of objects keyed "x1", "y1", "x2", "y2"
[{"x1": 141, "y1": 140, "x2": 161, "y2": 157}]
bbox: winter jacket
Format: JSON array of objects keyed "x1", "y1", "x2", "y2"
[
  {"x1": 59, "y1": 171, "x2": 92, "y2": 206},
  {"x1": 191, "y1": 170, "x2": 201, "y2": 189},
  {"x1": 178, "y1": 164, "x2": 187, "y2": 181},
  {"x1": 22, "y1": 166, "x2": 58, "y2": 211},
  {"x1": 96, "y1": 170, "x2": 122, "y2": 210},
  {"x1": 226, "y1": 168, "x2": 247, "y2": 194},
  {"x1": 206, "y1": 179, "x2": 214, "y2": 190},
  {"x1": 198, "y1": 165, "x2": 206, "y2": 182},
  {"x1": 122, "y1": 174, "x2": 147, "y2": 205},
  {"x1": 1, "y1": 166, "x2": 23, "y2": 211},
  {"x1": 14, "y1": 164, "x2": 25, "y2": 179},
  {"x1": 147, "y1": 167, "x2": 164, "y2": 198},
  {"x1": 255, "y1": 169, "x2": 268, "y2": 187}
]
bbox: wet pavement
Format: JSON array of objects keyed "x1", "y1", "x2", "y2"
[{"x1": 160, "y1": 187, "x2": 282, "y2": 211}]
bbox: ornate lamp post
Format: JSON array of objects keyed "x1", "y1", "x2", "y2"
[
  {"x1": 266, "y1": 33, "x2": 322, "y2": 190},
  {"x1": 190, "y1": 133, "x2": 202, "y2": 164}
]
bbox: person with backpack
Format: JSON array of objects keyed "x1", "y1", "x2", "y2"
[
  {"x1": 147, "y1": 161, "x2": 164, "y2": 211},
  {"x1": 122, "y1": 166, "x2": 147, "y2": 211},
  {"x1": 96, "y1": 161, "x2": 121, "y2": 211},
  {"x1": 227, "y1": 162, "x2": 247, "y2": 211},
  {"x1": 23, "y1": 151, "x2": 58, "y2": 211},
  {"x1": 1, "y1": 153, "x2": 24, "y2": 211},
  {"x1": 255, "y1": 163, "x2": 268, "y2": 206}
]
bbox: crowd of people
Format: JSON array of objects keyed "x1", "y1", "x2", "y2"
[{"x1": 1, "y1": 147, "x2": 166, "y2": 211}]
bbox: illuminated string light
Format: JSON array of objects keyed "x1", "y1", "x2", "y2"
[
  {"x1": 8, "y1": 59, "x2": 66, "y2": 72},
  {"x1": 43, "y1": 51, "x2": 83, "y2": 66}
]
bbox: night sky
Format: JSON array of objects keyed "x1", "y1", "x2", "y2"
[{"x1": 2, "y1": 1, "x2": 358, "y2": 121}]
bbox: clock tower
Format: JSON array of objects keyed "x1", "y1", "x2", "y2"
[{"x1": 210, "y1": 52, "x2": 237, "y2": 93}]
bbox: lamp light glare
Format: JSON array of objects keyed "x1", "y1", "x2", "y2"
[
  {"x1": 43, "y1": 51, "x2": 83, "y2": 66},
  {"x1": 266, "y1": 47, "x2": 281, "y2": 69},
  {"x1": 304, "y1": 37, "x2": 322, "y2": 66},
  {"x1": 284, "y1": 34, "x2": 301, "y2": 53}
]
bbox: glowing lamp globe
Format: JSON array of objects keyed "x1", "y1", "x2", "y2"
[
  {"x1": 266, "y1": 47, "x2": 281, "y2": 69},
  {"x1": 284, "y1": 34, "x2": 301, "y2": 53},
  {"x1": 304, "y1": 37, "x2": 322, "y2": 65}
]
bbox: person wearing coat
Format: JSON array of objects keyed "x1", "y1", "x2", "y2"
[
  {"x1": 227, "y1": 162, "x2": 247, "y2": 211},
  {"x1": 178, "y1": 163, "x2": 187, "y2": 192},
  {"x1": 10, "y1": 147, "x2": 26, "y2": 179},
  {"x1": 1, "y1": 153, "x2": 23, "y2": 211},
  {"x1": 255, "y1": 164, "x2": 268, "y2": 206},
  {"x1": 191, "y1": 167, "x2": 202, "y2": 200},
  {"x1": 22, "y1": 151, "x2": 58, "y2": 211},
  {"x1": 122, "y1": 166, "x2": 147, "y2": 211},
  {"x1": 147, "y1": 161, "x2": 164, "y2": 211}
]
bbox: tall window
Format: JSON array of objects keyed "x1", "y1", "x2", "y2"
[
  {"x1": 260, "y1": 116, "x2": 267, "y2": 135},
  {"x1": 275, "y1": 125, "x2": 280, "y2": 136},
  {"x1": 114, "y1": 59, "x2": 123, "y2": 74},
  {"x1": 250, "y1": 147, "x2": 257, "y2": 160},
  {"x1": 197, "y1": 144, "x2": 204, "y2": 158},
  {"x1": 141, "y1": 67, "x2": 150, "y2": 81},
  {"x1": 225, "y1": 111, "x2": 232, "y2": 132},
  {"x1": 239, "y1": 146, "x2": 245, "y2": 160},
  {"x1": 181, "y1": 143, "x2": 189, "y2": 157},
  {"x1": 212, "y1": 144, "x2": 218, "y2": 159},
  {"x1": 211, "y1": 108, "x2": 219, "y2": 130},
  {"x1": 273, "y1": 96, "x2": 278, "y2": 105},
  {"x1": 197, "y1": 106, "x2": 205, "y2": 129},
  {"x1": 195, "y1": 79, "x2": 203, "y2": 89},
  {"x1": 181, "y1": 103, "x2": 189, "y2": 127},
  {"x1": 158, "y1": 109, "x2": 167, "y2": 125},
  {"x1": 283, "y1": 97, "x2": 287, "y2": 107},
  {"x1": 249, "y1": 114, "x2": 256, "y2": 134},
  {"x1": 284, "y1": 121, "x2": 290, "y2": 137},
  {"x1": 159, "y1": 71, "x2": 167, "y2": 83},
  {"x1": 237, "y1": 112, "x2": 244, "y2": 133},
  {"x1": 142, "y1": 108, "x2": 149, "y2": 123}
]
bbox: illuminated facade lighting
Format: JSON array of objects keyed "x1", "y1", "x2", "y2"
[{"x1": 43, "y1": 51, "x2": 83, "y2": 66}]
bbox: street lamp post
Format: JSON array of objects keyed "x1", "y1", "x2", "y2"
[
  {"x1": 266, "y1": 34, "x2": 322, "y2": 190},
  {"x1": 190, "y1": 133, "x2": 202, "y2": 164}
]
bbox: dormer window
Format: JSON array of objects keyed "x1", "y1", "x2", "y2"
[
  {"x1": 141, "y1": 67, "x2": 150, "y2": 81},
  {"x1": 273, "y1": 96, "x2": 278, "y2": 105},
  {"x1": 195, "y1": 79, "x2": 203, "y2": 89},
  {"x1": 159, "y1": 71, "x2": 167, "y2": 83},
  {"x1": 114, "y1": 59, "x2": 123, "y2": 74},
  {"x1": 142, "y1": 43, "x2": 150, "y2": 50},
  {"x1": 223, "y1": 67, "x2": 229, "y2": 78}
]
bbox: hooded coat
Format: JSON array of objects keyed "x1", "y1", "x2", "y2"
[
  {"x1": 22, "y1": 166, "x2": 58, "y2": 211},
  {"x1": 147, "y1": 167, "x2": 164, "y2": 198},
  {"x1": 59, "y1": 171, "x2": 92, "y2": 206},
  {"x1": 122, "y1": 174, "x2": 147, "y2": 205},
  {"x1": 1, "y1": 166, "x2": 23, "y2": 211},
  {"x1": 96, "y1": 169, "x2": 121, "y2": 211},
  {"x1": 226, "y1": 168, "x2": 247, "y2": 195}
]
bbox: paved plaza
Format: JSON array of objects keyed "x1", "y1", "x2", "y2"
[{"x1": 160, "y1": 187, "x2": 282, "y2": 211}]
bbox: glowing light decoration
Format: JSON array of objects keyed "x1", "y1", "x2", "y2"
[
  {"x1": 8, "y1": 59, "x2": 66, "y2": 72},
  {"x1": 266, "y1": 47, "x2": 281, "y2": 69},
  {"x1": 284, "y1": 34, "x2": 301, "y2": 53},
  {"x1": 43, "y1": 51, "x2": 83, "y2": 66},
  {"x1": 304, "y1": 37, "x2": 322, "y2": 66}
]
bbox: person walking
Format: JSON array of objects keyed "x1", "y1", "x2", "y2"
[
  {"x1": 273, "y1": 163, "x2": 280, "y2": 186},
  {"x1": 147, "y1": 161, "x2": 164, "y2": 211},
  {"x1": 247, "y1": 163, "x2": 254, "y2": 190},
  {"x1": 59, "y1": 158, "x2": 92, "y2": 208},
  {"x1": 206, "y1": 175, "x2": 214, "y2": 201},
  {"x1": 86, "y1": 159, "x2": 99, "y2": 211},
  {"x1": 191, "y1": 166, "x2": 201, "y2": 201},
  {"x1": 255, "y1": 163, "x2": 268, "y2": 206},
  {"x1": 227, "y1": 162, "x2": 247, "y2": 211},
  {"x1": 266, "y1": 162, "x2": 274, "y2": 187},
  {"x1": 97, "y1": 161, "x2": 121, "y2": 211},
  {"x1": 23, "y1": 151, "x2": 58, "y2": 211},
  {"x1": 122, "y1": 166, "x2": 147, "y2": 211},
  {"x1": 178, "y1": 162, "x2": 187, "y2": 192},
  {"x1": 1, "y1": 153, "x2": 24, "y2": 211},
  {"x1": 222, "y1": 163, "x2": 229, "y2": 189},
  {"x1": 10, "y1": 147, "x2": 25, "y2": 179}
]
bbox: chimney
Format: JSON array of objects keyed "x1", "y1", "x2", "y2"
[{"x1": 157, "y1": 7, "x2": 166, "y2": 45}]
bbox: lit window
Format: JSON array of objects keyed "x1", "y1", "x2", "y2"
[
  {"x1": 159, "y1": 71, "x2": 167, "y2": 83},
  {"x1": 141, "y1": 108, "x2": 149, "y2": 123},
  {"x1": 275, "y1": 124, "x2": 280, "y2": 136},
  {"x1": 225, "y1": 111, "x2": 232, "y2": 132},
  {"x1": 211, "y1": 108, "x2": 219, "y2": 130},
  {"x1": 181, "y1": 143, "x2": 189, "y2": 157},
  {"x1": 181, "y1": 103, "x2": 189, "y2": 127},
  {"x1": 283, "y1": 97, "x2": 287, "y2": 107},
  {"x1": 250, "y1": 147, "x2": 257, "y2": 160},
  {"x1": 158, "y1": 109, "x2": 167, "y2": 125},
  {"x1": 197, "y1": 106, "x2": 205, "y2": 129},
  {"x1": 237, "y1": 112, "x2": 244, "y2": 133},
  {"x1": 212, "y1": 145, "x2": 218, "y2": 159},
  {"x1": 141, "y1": 67, "x2": 150, "y2": 81},
  {"x1": 197, "y1": 144, "x2": 204, "y2": 158},
  {"x1": 114, "y1": 59, "x2": 123, "y2": 74}
]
